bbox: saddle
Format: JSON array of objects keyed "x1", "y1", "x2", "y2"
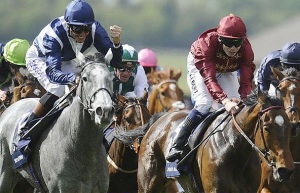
[
  {"x1": 12, "y1": 101, "x2": 68, "y2": 169},
  {"x1": 166, "y1": 108, "x2": 226, "y2": 178}
]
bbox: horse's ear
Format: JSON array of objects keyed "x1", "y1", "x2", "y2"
[
  {"x1": 76, "y1": 52, "x2": 86, "y2": 66},
  {"x1": 141, "y1": 89, "x2": 148, "y2": 103},
  {"x1": 257, "y1": 87, "x2": 266, "y2": 103},
  {"x1": 174, "y1": 69, "x2": 182, "y2": 81},
  {"x1": 271, "y1": 66, "x2": 285, "y2": 81},
  {"x1": 118, "y1": 93, "x2": 126, "y2": 105}
]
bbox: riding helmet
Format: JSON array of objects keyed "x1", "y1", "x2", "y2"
[
  {"x1": 3, "y1": 38, "x2": 30, "y2": 66},
  {"x1": 217, "y1": 14, "x2": 247, "y2": 39},
  {"x1": 122, "y1": 44, "x2": 138, "y2": 64},
  {"x1": 280, "y1": 42, "x2": 300, "y2": 65},
  {"x1": 138, "y1": 48, "x2": 158, "y2": 67},
  {"x1": 64, "y1": 0, "x2": 95, "y2": 26}
]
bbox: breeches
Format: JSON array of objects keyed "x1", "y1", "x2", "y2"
[{"x1": 186, "y1": 52, "x2": 240, "y2": 114}]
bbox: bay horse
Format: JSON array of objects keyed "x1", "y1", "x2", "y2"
[
  {"x1": 0, "y1": 53, "x2": 114, "y2": 193},
  {"x1": 107, "y1": 91, "x2": 151, "y2": 193},
  {"x1": 147, "y1": 68, "x2": 186, "y2": 115},
  {"x1": 137, "y1": 88, "x2": 295, "y2": 193},
  {"x1": 258, "y1": 67, "x2": 300, "y2": 193}
]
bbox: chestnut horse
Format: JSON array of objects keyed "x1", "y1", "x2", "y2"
[
  {"x1": 107, "y1": 91, "x2": 151, "y2": 193},
  {"x1": 137, "y1": 89, "x2": 295, "y2": 193},
  {"x1": 0, "y1": 68, "x2": 46, "y2": 114},
  {"x1": 147, "y1": 68, "x2": 186, "y2": 115},
  {"x1": 258, "y1": 67, "x2": 300, "y2": 193}
]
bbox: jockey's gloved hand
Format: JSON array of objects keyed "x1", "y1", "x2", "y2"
[
  {"x1": 0, "y1": 89, "x2": 7, "y2": 102},
  {"x1": 69, "y1": 75, "x2": 80, "y2": 86},
  {"x1": 110, "y1": 25, "x2": 122, "y2": 46},
  {"x1": 222, "y1": 98, "x2": 239, "y2": 114}
]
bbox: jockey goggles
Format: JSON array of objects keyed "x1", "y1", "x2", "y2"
[
  {"x1": 118, "y1": 62, "x2": 137, "y2": 72},
  {"x1": 69, "y1": 25, "x2": 92, "y2": 34},
  {"x1": 220, "y1": 37, "x2": 244, "y2": 47}
]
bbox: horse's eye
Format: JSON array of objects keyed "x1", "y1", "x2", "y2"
[
  {"x1": 264, "y1": 126, "x2": 270, "y2": 133},
  {"x1": 82, "y1": 77, "x2": 87, "y2": 81}
]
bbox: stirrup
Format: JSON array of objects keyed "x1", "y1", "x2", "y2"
[{"x1": 166, "y1": 147, "x2": 182, "y2": 162}]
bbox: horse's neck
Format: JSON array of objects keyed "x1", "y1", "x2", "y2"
[
  {"x1": 233, "y1": 106, "x2": 260, "y2": 143},
  {"x1": 62, "y1": 98, "x2": 102, "y2": 149},
  {"x1": 109, "y1": 138, "x2": 137, "y2": 166}
]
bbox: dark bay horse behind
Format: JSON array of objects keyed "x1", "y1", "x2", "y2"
[
  {"x1": 258, "y1": 67, "x2": 300, "y2": 193},
  {"x1": 137, "y1": 89, "x2": 295, "y2": 193},
  {"x1": 108, "y1": 91, "x2": 151, "y2": 193},
  {"x1": 0, "y1": 53, "x2": 114, "y2": 192}
]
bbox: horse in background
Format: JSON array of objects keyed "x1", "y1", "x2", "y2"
[
  {"x1": 147, "y1": 68, "x2": 186, "y2": 115},
  {"x1": 0, "y1": 67, "x2": 46, "y2": 114},
  {"x1": 258, "y1": 67, "x2": 300, "y2": 193},
  {"x1": 107, "y1": 91, "x2": 151, "y2": 193},
  {"x1": 137, "y1": 88, "x2": 295, "y2": 193},
  {"x1": 0, "y1": 53, "x2": 114, "y2": 192}
]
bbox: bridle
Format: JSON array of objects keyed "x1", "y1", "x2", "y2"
[
  {"x1": 231, "y1": 105, "x2": 284, "y2": 167},
  {"x1": 155, "y1": 79, "x2": 179, "y2": 112},
  {"x1": 119, "y1": 98, "x2": 148, "y2": 131},
  {"x1": 275, "y1": 76, "x2": 300, "y2": 164},
  {"x1": 78, "y1": 62, "x2": 112, "y2": 113},
  {"x1": 107, "y1": 97, "x2": 148, "y2": 173},
  {"x1": 276, "y1": 76, "x2": 300, "y2": 114}
]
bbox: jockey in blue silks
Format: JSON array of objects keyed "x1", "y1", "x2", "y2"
[
  {"x1": 22, "y1": 0, "x2": 123, "y2": 139},
  {"x1": 255, "y1": 42, "x2": 300, "y2": 95}
]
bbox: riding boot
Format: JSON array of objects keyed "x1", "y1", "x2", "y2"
[
  {"x1": 20, "y1": 102, "x2": 49, "y2": 138},
  {"x1": 20, "y1": 92, "x2": 59, "y2": 140},
  {"x1": 166, "y1": 109, "x2": 204, "y2": 162}
]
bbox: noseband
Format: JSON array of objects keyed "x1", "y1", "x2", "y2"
[{"x1": 78, "y1": 62, "x2": 112, "y2": 111}]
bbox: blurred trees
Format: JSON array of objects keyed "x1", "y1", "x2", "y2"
[{"x1": 1, "y1": 0, "x2": 299, "y2": 48}]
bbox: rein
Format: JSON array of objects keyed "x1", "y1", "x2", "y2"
[
  {"x1": 155, "y1": 79, "x2": 178, "y2": 112},
  {"x1": 231, "y1": 105, "x2": 284, "y2": 167},
  {"x1": 108, "y1": 98, "x2": 147, "y2": 173}
]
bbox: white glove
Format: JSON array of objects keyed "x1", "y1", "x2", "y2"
[
  {"x1": 110, "y1": 25, "x2": 122, "y2": 45},
  {"x1": 0, "y1": 90, "x2": 7, "y2": 102},
  {"x1": 222, "y1": 98, "x2": 239, "y2": 114}
]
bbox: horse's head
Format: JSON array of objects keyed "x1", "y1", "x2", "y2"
[
  {"x1": 77, "y1": 53, "x2": 114, "y2": 125},
  {"x1": 114, "y1": 90, "x2": 150, "y2": 131},
  {"x1": 148, "y1": 68, "x2": 185, "y2": 114},
  {"x1": 246, "y1": 89, "x2": 295, "y2": 182},
  {"x1": 272, "y1": 66, "x2": 300, "y2": 133}
]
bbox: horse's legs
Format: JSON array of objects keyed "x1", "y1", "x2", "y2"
[
  {"x1": 166, "y1": 180, "x2": 184, "y2": 193},
  {"x1": 137, "y1": 155, "x2": 167, "y2": 193},
  {"x1": 0, "y1": 148, "x2": 16, "y2": 192}
]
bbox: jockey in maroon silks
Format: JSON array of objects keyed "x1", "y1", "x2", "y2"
[{"x1": 166, "y1": 14, "x2": 255, "y2": 162}]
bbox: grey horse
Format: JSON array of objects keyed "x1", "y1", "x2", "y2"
[{"x1": 0, "y1": 53, "x2": 114, "y2": 193}]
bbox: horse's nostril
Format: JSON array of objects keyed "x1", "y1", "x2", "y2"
[
  {"x1": 96, "y1": 107, "x2": 103, "y2": 116},
  {"x1": 277, "y1": 167, "x2": 295, "y2": 182}
]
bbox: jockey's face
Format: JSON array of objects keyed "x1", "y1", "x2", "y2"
[
  {"x1": 115, "y1": 68, "x2": 132, "y2": 83},
  {"x1": 69, "y1": 25, "x2": 91, "y2": 43},
  {"x1": 222, "y1": 44, "x2": 242, "y2": 57},
  {"x1": 219, "y1": 36, "x2": 243, "y2": 57},
  {"x1": 115, "y1": 62, "x2": 136, "y2": 83}
]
